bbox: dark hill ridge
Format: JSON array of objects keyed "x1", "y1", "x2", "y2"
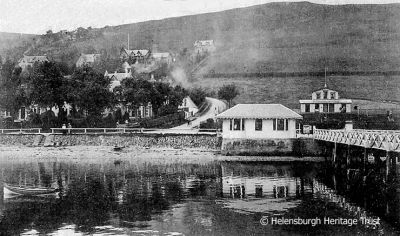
[{"x1": 2, "y1": 2, "x2": 400, "y2": 74}]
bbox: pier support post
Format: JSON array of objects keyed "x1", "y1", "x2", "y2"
[
  {"x1": 346, "y1": 144, "x2": 350, "y2": 166},
  {"x1": 363, "y1": 148, "x2": 367, "y2": 172},
  {"x1": 386, "y1": 151, "x2": 391, "y2": 181},
  {"x1": 333, "y1": 142, "x2": 337, "y2": 167}
]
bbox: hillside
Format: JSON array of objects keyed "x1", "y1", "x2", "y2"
[
  {"x1": 0, "y1": 32, "x2": 38, "y2": 61},
  {"x1": 3, "y1": 2, "x2": 400, "y2": 74},
  {"x1": 192, "y1": 75, "x2": 400, "y2": 110}
]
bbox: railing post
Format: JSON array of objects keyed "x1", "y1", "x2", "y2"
[
  {"x1": 84, "y1": 129, "x2": 87, "y2": 133},
  {"x1": 52, "y1": 129, "x2": 54, "y2": 134}
]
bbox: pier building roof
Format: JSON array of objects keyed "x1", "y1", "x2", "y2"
[{"x1": 216, "y1": 104, "x2": 302, "y2": 120}]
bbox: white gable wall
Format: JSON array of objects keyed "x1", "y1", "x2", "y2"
[{"x1": 221, "y1": 118, "x2": 297, "y2": 139}]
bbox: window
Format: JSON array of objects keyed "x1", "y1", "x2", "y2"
[
  {"x1": 230, "y1": 119, "x2": 245, "y2": 131},
  {"x1": 323, "y1": 91, "x2": 328, "y2": 99},
  {"x1": 286, "y1": 119, "x2": 289, "y2": 131},
  {"x1": 233, "y1": 119, "x2": 241, "y2": 130},
  {"x1": 315, "y1": 104, "x2": 319, "y2": 112},
  {"x1": 323, "y1": 104, "x2": 328, "y2": 113},
  {"x1": 20, "y1": 107, "x2": 25, "y2": 119},
  {"x1": 328, "y1": 104, "x2": 334, "y2": 112},
  {"x1": 255, "y1": 119, "x2": 262, "y2": 131},
  {"x1": 273, "y1": 119, "x2": 286, "y2": 131},
  {"x1": 305, "y1": 104, "x2": 310, "y2": 112},
  {"x1": 255, "y1": 185, "x2": 263, "y2": 198},
  {"x1": 341, "y1": 104, "x2": 347, "y2": 113},
  {"x1": 330, "y1": 92, "x2": 335, "y2": 99},
  {"x1": 315, "y1": 92, "x2": 320, "y2": 99}
]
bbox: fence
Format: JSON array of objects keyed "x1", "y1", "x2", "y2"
[
  {"x1": 50, "y1": 128, "x2": 218, "y2": 135},
  {"x1": 0, "y1": 128, "x2": 42, "y2": 134}
]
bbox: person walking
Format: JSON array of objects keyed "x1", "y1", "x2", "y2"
[{"x1": 67, "y1": 123, "x2": 72, "y2": 134}]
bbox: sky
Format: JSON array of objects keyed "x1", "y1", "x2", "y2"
[{"x1": 1, "y1": 0, "x2": 400, "y2": 34}]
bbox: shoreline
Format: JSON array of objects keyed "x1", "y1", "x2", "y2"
[{"x1": 0, "y1": 145, "x2": 325, "y2": 163}]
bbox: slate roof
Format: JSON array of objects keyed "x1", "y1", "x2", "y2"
[
  {"x1": 123, "y1": 49, "x2": 150, "y2": 57},
  {"x1": 216, "y1": 104, "x2": 302, "y2": 119},
  {"x1": 19, "y1": 55, "x2": 49, "y2": 64}
]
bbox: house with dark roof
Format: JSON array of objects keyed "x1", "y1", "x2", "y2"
[
  {"x1": 17, "y1": 55, "x2": 49, "y2": 70},
  {"x1": 120, "y1": 48, "x2": 151, "y2": 64}
]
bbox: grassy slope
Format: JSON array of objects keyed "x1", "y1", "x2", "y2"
[
  {"x1": 4, "y1": 2, "x2": 400, "y2": 73},
  {"x1": 192, "y1": 75, "x2": 400, "y2": 110},
  {"x1": 0, "y1": 32, "x2": 38, "y2": 60},
  {"x1": 2, "y1": 2, "x2": 400, "y2": 107}
]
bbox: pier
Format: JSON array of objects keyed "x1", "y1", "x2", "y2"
[{"x1": 313, "y1": 129, "x2": 400, "y2": 153}]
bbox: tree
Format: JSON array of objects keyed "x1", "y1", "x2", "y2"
[
  {"x1": 189, "y1": 87, "x2": 207, "y2": 106},
  {"x1": 29, "y1": 61, "x2": 66, "y2": 109},
  {"x1": 218, "y1": 84, "x2": 240, "y2": 108},
  {"x1": 0, "y1": 59, "x2": 28, "y2": 118},
  {"x1": 72, "y1": 66, "x2": 115, "y2": 119}
]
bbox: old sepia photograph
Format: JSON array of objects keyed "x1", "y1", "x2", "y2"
[{"x1": 0, "y1": 0, "x2": 400, "y2": 235}]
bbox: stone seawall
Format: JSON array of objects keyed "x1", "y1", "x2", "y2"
[
  {"x1": 221, "y1": 138, "x2": 324, "y2": 156},
  {"x1": 53, "y1": 133, "x2": 221, "y2": 150},
  {"x1": 0, "y1": 134, "x2": 39, "y2": 146}
]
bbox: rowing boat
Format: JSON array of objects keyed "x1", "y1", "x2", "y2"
[{"x1": 4, "y1": 183, "x2": 59, "y2": 196}]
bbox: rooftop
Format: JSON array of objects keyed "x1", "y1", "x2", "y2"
[{"x1": 216, "y1": 104, "x2": 302, "y2": 119}]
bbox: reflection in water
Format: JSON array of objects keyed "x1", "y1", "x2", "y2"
[{"x1": 0, "y1": 158, "x2": 399, "y2": 235}]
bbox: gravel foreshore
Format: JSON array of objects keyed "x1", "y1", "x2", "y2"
[{"x1": 0, "y1": 146, "x2": 218, "y2": 164}]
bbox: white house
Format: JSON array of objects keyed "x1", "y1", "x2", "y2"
[
  {"x1": 178, "y1": 96, "x2": 199, "y2": 118},
  {"x1": 216, "y1": 104, "x2": 302, "y2": 140},
  {"x1": 194, "y1": 40, "x2": 216, "y2": 55},
  {"x1": 299, "y1": 86, "x2": 352, "y2": 113},
  {"x1": 151, "y1": 52, "x2": 173, "y2": 64},
  {"x1": 75, "y1": 53, "x2": 101, "y2": 67}
]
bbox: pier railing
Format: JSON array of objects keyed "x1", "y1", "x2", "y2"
[{"x1": 313, "y1": 129, "x2": 400, "y2": 152}]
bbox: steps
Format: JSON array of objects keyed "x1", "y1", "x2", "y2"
[
  {"x1": 32, "y1": 135, "x2": 45, "y2": 146},
  {"x1": 43, "y1": 135, "x2": 54, "y2": 147}
]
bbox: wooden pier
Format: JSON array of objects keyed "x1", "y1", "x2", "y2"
[{"x1": 313, "y1": 129, "x2": 400, "y2": 153}]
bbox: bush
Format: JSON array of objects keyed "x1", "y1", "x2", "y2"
[
  {"x1": 141, "y1": 112, "x2": 185, "y2": 128},
  {"x1": 199, "y1": 118, "x2": 222, "y2": 129},
  {"x1": 101, "y1": 114, "x2": 116, "y2": 128}
]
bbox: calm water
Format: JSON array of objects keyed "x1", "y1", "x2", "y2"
[{"x1": 0, "y1": 154, "x2": 400, "y2": 235}]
